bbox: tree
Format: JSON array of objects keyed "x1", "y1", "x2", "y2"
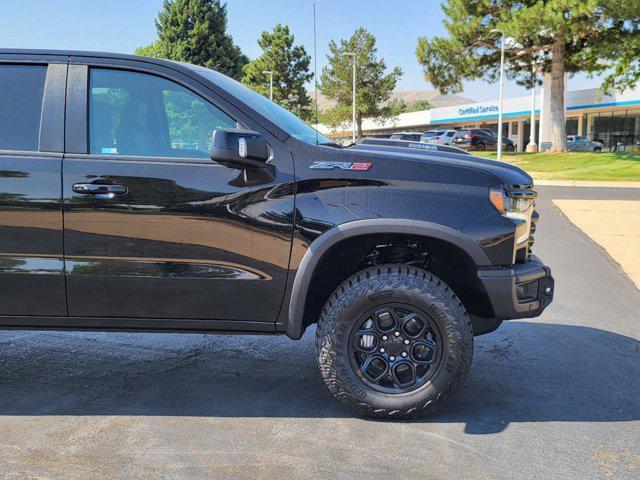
[
  {"x1": 406, "y1": 99, "x2": 433, "y2": 112},
  {"x1": 241, "y1": 24, "x2": 314, "y2": 120},
  {"x1": 416, "y1": 1, "x2": 640, "y2": 152},
  {"x1": 319, "y1": 28, "x2": 403, "y2": 139},
  {"x1": 135, "y1": 0, "x2": 248, "y2": 80},
  {"x1": 590, "y1": 1, "x2": 640, "y2": 93}
]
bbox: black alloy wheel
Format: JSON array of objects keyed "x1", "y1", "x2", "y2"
[{"x1": 349, "y1": 303, "x2": 442, "y2": 394}]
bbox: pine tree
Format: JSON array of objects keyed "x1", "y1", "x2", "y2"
[
  {"x1": 242, "y1": 24, "x2": 314, "y2": 120},
  {"x1": 135, "y1": 0, "x2": 248, "y2": 80},
  {"x1": 319, "y1": 28, "x2": 403, "y2": 139},
  {"x1": 416, "y1": 0, "x2": 640, "y2": 152}
]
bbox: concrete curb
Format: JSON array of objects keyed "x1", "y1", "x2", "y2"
[{"x1": 535, "y1": 180, "x2": 640, "y2": 188}]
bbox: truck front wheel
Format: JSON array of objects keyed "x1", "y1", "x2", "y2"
[{"x1": 316, "y1": 265, "x2": 473, "y2": 419}]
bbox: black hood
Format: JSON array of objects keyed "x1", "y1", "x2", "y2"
[{"x1": 346, "y1": 143, "x2": 533, "y2": 187}]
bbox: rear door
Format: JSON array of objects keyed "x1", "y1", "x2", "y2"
[
  {"x1": 484, "y1": 130, "x2": 499, "y2": 150},
  {"x1": 62, "y1": 57, "x2": 294, "y2": 329},
  {"x1": 0, "y1": 54, "x2": 67, "y2": 316}
]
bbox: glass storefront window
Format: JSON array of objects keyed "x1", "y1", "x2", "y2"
[
  {"x1": 588, "y1": 110, "x2": 640, "y2": 152},
  {"x1": 566, "y1": 118, "x2": 578, "y2": 136}
]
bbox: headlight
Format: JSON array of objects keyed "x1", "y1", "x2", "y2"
[
  {"x1": 490, "y1": 188, "x2": 534, "y2": 214},
  {"x1": 490, "y1": 187, "x2": 537, "y2": 248}
]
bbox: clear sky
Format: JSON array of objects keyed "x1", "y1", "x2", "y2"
[{"x1": 2, "y1": 0, "x2": 604, "y2": 102}]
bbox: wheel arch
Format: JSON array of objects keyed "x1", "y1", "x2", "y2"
[{"x1": 286, "y1": 219, "x2": 491, "y2": 339}]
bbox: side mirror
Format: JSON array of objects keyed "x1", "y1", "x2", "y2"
[{"x1": 211, "y1": 129, "x2": 270, "y2": 169}]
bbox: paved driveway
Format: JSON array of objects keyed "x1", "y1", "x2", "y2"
[{"x1": 0, "y1": 186, "x2": 638, "y2": 479}]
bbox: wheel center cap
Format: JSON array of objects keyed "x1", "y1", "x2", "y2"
[{"x1": 383, "y1": 337, "x2": 405, "y2": 356}]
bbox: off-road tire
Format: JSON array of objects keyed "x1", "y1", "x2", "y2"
[{"x1": 315, "y1": 264, "x2": 473, "y2": 419}]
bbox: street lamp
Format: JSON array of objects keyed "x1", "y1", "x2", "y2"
[
  {"x1": 491, "y1": 29, "x2": 506, "y2": 161},
  {"x1": 262, "y1": 70, "x2": 274, "y2": 101},
  {"x1": 526, "y1": 73, "x2": 538, "y2": 152},
  {"x1": 343, "y1": 52, "x2": 357, "y2": 143}
]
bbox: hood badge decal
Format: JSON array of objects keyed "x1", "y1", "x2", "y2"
[{"x1": 310, "y1": 161, "x2": 371, "y2": 171}]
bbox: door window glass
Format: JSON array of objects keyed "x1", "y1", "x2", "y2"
[
  {"x1": 89, "y1": 68, "x2": 236, "y2": 158},
  {"x1": 0, "y1": 65, "x2": 47, "y2": 152}
]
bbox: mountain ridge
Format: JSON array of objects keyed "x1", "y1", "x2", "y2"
[{"x1": 310, "y1": 90, "x2": 474, "y2": 110}]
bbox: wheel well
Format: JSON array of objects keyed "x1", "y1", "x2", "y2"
[{"x1": 301, "y1": 233, "x2": 494, "y2": 332}]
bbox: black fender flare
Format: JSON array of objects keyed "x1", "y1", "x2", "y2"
[{"x1": 286, "y1": 219, "x2": 491, "y2": 339}]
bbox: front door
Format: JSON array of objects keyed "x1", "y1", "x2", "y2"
[
  {"x1": 62, "y1": 62, "x2": 294, "y2": 327},
  {"x1": 0, "y1": 58, "x2": 67, "y2": 317}
]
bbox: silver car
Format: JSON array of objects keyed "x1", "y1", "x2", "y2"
[
  {"x1": 421, "y1": 129, "x2": 457, "y2": 145},
  {"x1": 567, "y1": 135, "x2": 603, "y2": 152}
]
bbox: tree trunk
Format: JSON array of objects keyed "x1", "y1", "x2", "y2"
[
  {"x1": 549, "y1": 36, "x2": 568, "y2": 153},
  {"x1": 356, "y1": 114, "x2": 363, "y2": 140}
]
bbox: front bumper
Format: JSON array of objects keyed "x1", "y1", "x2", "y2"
[{"x1": 477, "y1": 255, "x2": 554, "y2": 319}]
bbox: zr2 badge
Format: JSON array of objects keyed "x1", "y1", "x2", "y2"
[{"x1": 310, "y1": 161, "x2": 372, "y2": 171}]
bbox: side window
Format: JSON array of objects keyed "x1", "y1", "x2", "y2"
[
  {"x1": 0, "y1": 65, "x2": 47, "y2": 152},
  {"x1": 89, "y1": 68, "x2": 236, "y2": 158}
]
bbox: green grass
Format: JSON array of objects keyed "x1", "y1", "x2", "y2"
[{"x1": 474, "y1": 151, "x2": 640, "y2": 182}]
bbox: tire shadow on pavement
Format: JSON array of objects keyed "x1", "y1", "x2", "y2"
[{"x1": 0, "y1": 321, "x2": 637, "y2": 434}]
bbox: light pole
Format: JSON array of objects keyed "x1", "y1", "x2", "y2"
[
  {"x1": 491, "y1": 29, "x2": 506, "y2": 161},
  {"x1": 526, "y1": 74, "x2": 538, "y2": 152},
  {"x1": 343, "y1": 52, "x2": 357, "y2": 143},
  {"x1": 262, "y1": 70, "x2": 274, "y2": 101}
]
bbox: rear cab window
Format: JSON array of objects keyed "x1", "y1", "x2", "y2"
[{"x1": 0, "y1": 65, "x2": 47, "y2": 152}]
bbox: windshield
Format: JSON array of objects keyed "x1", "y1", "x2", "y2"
[{"x1": 189, "y1": 64, "x2": 332, "y2": 146}]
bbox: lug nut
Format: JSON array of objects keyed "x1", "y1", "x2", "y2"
[
  {"x1": 394, "y1": 331, "x2": 400, "y2": 337},
  {"x1": 382, "y1": 335, "x2": 388, "y2": 341},
  {"x1": 380, "y1": 348, "x2": 386, "y2": 353},
  {"x1": 389, "y1": 356, "x2": 395, "y2": 361},
  {"x1": 401, "y1": 352, "x2": 408, "y2": 358},
  {"x1": 404, "y1": 339, "x2": 410, "y2": 345}
]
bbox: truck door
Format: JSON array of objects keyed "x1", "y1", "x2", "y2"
[
  {"x1": 0, "y1": 56, "x2": 67, "y2": 317},
  {"x1": 62, "y1": 59, "x2": 294, "y2": 329}
]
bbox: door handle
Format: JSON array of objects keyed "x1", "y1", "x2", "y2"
[{"x1": 73, "y1": 183, "x2": 128, "y2": 199}]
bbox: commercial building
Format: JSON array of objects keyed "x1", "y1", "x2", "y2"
[{"x1": 319, "y1": 76, "x2": 640, "y2": 152}]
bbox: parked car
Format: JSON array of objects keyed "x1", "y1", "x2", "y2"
[
  {"x1": 389, "y1": 132, "x2": 423, "y2": 142},
  {"x1": 420, "y1": 129, "x2": 446, "y2": 143},
  {"x1": 452, "y1": 129, "x2": 515, "y2": 152},
  {"x1": 0, "y1": 49, "x2": 554, "y2": 419},
  {"x1": 567, "y1": 135, "x2": 603, "y2": 152},
  {"x1": 421, "y1": 129, "x2": 457, "y2": 145}
]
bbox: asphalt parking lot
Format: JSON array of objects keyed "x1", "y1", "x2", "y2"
[{"x1": 0, "y1": 185, "x2": 638, "y2": 480}]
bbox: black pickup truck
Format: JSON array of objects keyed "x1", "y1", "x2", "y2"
[{"x1": 0, "y1": 50, "x2": 554, "y2": 418}]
